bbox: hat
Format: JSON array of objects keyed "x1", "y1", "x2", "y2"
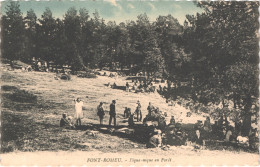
[{"x1": 112, "y1": 100, "x2": 116, "y2": 103}]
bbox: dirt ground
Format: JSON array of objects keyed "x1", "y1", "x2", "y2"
[{"x1": 1, "y1": 66, "x2": 259, "y2": 166}]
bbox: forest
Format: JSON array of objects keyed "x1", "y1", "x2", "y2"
[{"x1": 1, "y1": 1, "x2": 259, "y2": 137}]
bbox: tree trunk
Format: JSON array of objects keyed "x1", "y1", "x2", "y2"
[{"x1": 241, "y1": 95, "x2": 252, "y2": 136}]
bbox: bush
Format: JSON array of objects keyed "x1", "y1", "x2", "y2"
[{"x1": 77, "y1": 72, "x2": 97, "y2": 78}]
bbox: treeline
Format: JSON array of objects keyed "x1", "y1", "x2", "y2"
[
  {"x1": 2, "y1": 2, "x2": 184, "y2": 75},
  {"x1": 2, "y1": 1, "x2": 259, "y2": 136}
]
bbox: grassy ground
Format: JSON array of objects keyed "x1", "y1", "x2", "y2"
[{"x1": 1, "y1": 65, "x2": 259, "y2": 165}]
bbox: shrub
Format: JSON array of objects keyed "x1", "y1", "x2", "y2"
[{"x1": 77, "y1": 72, "x2": 97, "y2": 78}]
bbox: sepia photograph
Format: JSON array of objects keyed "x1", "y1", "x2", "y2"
[{"x1": 0, "y1": 0, "x2": 259, "y2": 166}]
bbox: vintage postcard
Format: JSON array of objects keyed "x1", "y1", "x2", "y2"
[{"x1": 0, "y1": 0, "x2": 259, "y2": 166}]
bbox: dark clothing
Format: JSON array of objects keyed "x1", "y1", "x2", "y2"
[
  {"x1": 192, "y1": 136, "x2": 203, "y2": 145},
  {"x1": 124, "y1": 108, "x2": 131, "y2": 118},
  {"x1": 204, "y1": 119, "x2": 211, "y2": 132},
  {"x1": 192, "y1": 132, "x2": 204, "y2": 145},
  {"x1": 194, "y1": 122, "x2": 204, "y2": 131},
  {"x1": 135, "y1": 108, "x2": 142, "y2": 122},
  {"x1": 128, "y1": 115, "x2": 134, "y2": 127},
  {"x1": 97, "y1": 105, "x2": 105, "y2": 125},
  {"x1": 169, "y1": 118, "x2": 176, "y2": 125},
  {"x1": 109, "y1": 103, "x2": 116, "y2": 126},
  {"x1": 166, "y1": 129, "x2": 185, "y2": 146},
  {"x1": 109, "y1": 103, "x2": 116, "y2": 116},
  {"x1": 147, "y1": 105, "x2": 155, "y2": 115},
  {"x1": 60, "y1": 118, "x2": 71, "y2": 127},
  {"x1": 158, "y1": 116, "x2": 166, "y2": 131},
  {"x1": 97, "y1": 105, "x2": 105, "y2": 117},
  {"x1": 109, "y1": 115, "x2": 116, "y2": 126},
  {"x1": 146, "y1": 135, "x2": 161, "y2": 148}
]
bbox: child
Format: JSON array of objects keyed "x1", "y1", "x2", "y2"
[{"x1": 74, "y1": 98, "x2": 84, "y2": 126}]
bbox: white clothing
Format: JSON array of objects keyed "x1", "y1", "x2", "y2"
[{"x1": 75, "y1": 101, "x2": 84, "y2": 119}]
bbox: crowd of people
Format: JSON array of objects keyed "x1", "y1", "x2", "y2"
[
  {"x1": 59, "y1": 98, "x2": 207, "y2": 149},
  {"x1": 59, "y1": 96, "x2": 258, "y2": 150},
  {"x1": 125, "y1": 80, "x2": 156, "y2": 93}
]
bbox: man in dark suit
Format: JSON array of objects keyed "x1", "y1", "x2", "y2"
[{"x1": 109, "y1": 100, "x2": 116, "y2": 127}]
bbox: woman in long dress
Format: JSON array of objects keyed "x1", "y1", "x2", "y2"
[{"x1": 74, "y1": 98, "x2": 84, "y2": 126}]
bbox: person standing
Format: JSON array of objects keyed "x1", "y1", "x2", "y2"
[
  {"x1": 74, "y1": 98, "x2": 84, "y2": 126},
  {"x1": 135, "y1": 100, "x2": 142, "y2": 122},
  {"x1": 204, "y1": 116, "x2": 212, "y2": 132},
  {"x1": 126, "y1": 82, "x2": 130, "y2": 92},
  {"x1": 109, "y1": 100, "x2": 116, "y2": 127},
  {"x1": 147, "y1": 102, "x2": 155, "y2": 116},
  {"x1": 97, "y1": 102, "x2": 105, "y2": 125}
]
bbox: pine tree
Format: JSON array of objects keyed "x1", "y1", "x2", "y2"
[{"x1": 2, "y1": 1, "x2": 25, "y2": 65}]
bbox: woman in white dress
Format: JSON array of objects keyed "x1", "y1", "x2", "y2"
[{"x1": 74, "y1": 98, "x2": 84, "y2": 126}]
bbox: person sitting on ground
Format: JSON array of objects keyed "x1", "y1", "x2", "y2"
[
  {"x1": 192, "y1": 129, "x2": 205, "y2": 148},
  {"x1": 155, "y1": 107, "x2": 160, "y2": 114},
  {"x1": 74, "y1": 98, "x2": 84, "y2": 126},
  {"x1": 146, "y1": 129, "x2": 162, "y2": 148},
  {"x1": 164, "y1": 112, "x2": 167, "y2": 117},
  {"x1": 109, "y1": 73, "x2": 114, "y2": 77},
  {"x1": 166, "y1": 123, "x2": 186, "y2": 146},
  {"x1": 60, "y1": 113, "x2": 73, "y2": 128},
  {"x1": 132, "y1": 85, "x2": 136, "y2": 91},
  {"x1": 124, "y1": 107, "x2": 131, "y2": 118},
  {"x1": 158, "y1": 115, "x2": 167, "y2": 131},
  {"x1": 26, "y1": 65, "x2": 32, "y2": 72},
  {"x1": 111, "y1": 82, "x2": 117, "y2": 89},
  {"x1": 224, "y1": 126, "x2": 233, "y2": 142},
  {"x1": 107, "y1": 82, "x2": 111, "y2": 87},
  {"x1": 97, "y1": 102, "x2": 105, "y2": 125},
  {"x1": 128, "y1": 113, "x2": 135, "y2": 127},
  {"x1": 165, "y1": 125, "x2": 176, "y2": 146}
]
